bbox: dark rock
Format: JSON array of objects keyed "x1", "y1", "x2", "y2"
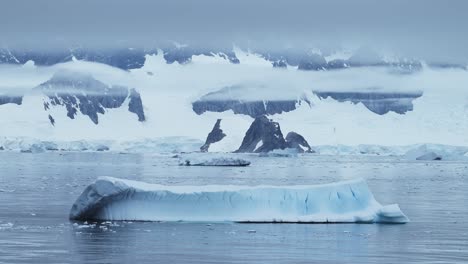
[
  {"x1": 272, "y1": 60, "x2": 287, "y2": 68},
  {"x1": 48, "y1": 115, "x2": 55, "y2": 126},
  {"x1": 314, "y1": 91, "x2": 423, "y2": 115},
  {"x1": 236, "y1": 116, "x2": 287, "y2": 153},
  {"x1": 163, "y1": 46, "x2": 239, "y2": 65},
  {"x1": 285, "y1": 132, "x2": 313, "y2": 153},
  {"x1": 347, "y1": 48, "x2": 385, "y2": 67},
  {"x1": 128, "y1": 89, "x2": 145, "y2": 121},
  {"x1": 415, "y1": 152, "x2": 442, "y2": 161},
  {"x1": 0, "y1": 95, "x2": 23, "y2": 106},
  {"x1": 0, "y1": 47, "x2": 151, "y2": 70},
  {"x1": 298, "y1": 53, "x2": 328, "y2": 71},
  {"x1": 0, "y1": 146, "x2": 4, "y2": 150},
  {"x1": 192, "y1": 86, "x2": 304, "y2": 118},
  {"x1": 96, "y1": 146, "x2": 110, "y2": 152},
  {"x1": 327, "y1": 59, "x2": 348, "y2": 69},
  {"x1": 200, "y1": 119, "x2": 226, "y2": 152},
  {"x1": 45, "y1": 146, "x2": 59, "y2": 151},
  {"x1": 36, "y1": 70, "x2": 145, "y2": 124}
]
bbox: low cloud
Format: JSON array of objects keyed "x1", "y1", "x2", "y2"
[{"x1": 1, "y1": 0, "x2": 468, "y2": 64}]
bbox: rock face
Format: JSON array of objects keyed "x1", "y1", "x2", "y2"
[
  {"x1": 236, "y1": 116, "x2": 287, "y2": 153},
  {"x1": 193, "y1": 99, "x2": 299, "y2": 118},
  {"x1": 0, "y1": 95, "x2": 23, "y2": 106},
  {"x1": 192, "y1": 86, "x2": 308, "y2": 118},
  {"x1": 2, "y1": 44, "x2": 455, "y2": 72},
  {"x1": 315, "y1": 91, "x2": 423, "y2": 115},
  {"x1": 163, "y1": 46, "x2": 239, "y2": 64},
  {"x1": 194, "y1": 87, "x2": 422, "y2": 118},
  {"x1": 0, "y1": 47, "x2": 151, "y2": 70},
  {"x1": 297, "y1": 53, "x2": 328, "y2": 71},
  {"x1": 37, "y1": 70, "x2": 145, "y2": 124},
  {"x1": 200, "y1": 119, "x2": 226, "y2": 152},
  {"x1": 128, "y1": 89, "x2": 145, "y2": 122},
  {"x1": 285, "y1": 132, "x2": 313, "y2": 153}
]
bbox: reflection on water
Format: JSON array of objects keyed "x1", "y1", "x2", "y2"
[{"x1": 0, "y1": 152, "x2": 467, "y2": 263}]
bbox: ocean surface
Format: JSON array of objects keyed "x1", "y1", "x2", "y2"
[{"x1": 0, "y1": 152, "x2": 467, "y2": 263}]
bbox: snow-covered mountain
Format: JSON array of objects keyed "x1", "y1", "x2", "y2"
[
  {"x1": 2, "y1": 44, "x2": 466, "y2": 71},
  {"x1": 1, "y1": 48, "x2": 468, "y2": 153}
]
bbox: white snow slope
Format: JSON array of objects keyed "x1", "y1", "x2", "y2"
[
  {"x1": 69, "y1": 176, "x2": 409, "y2": 223},
  {"x1": 1, "y1": 51, "x2": 467, "y2": 151}
]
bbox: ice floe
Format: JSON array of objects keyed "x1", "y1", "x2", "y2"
[{"x1": 179, "y1": 155, "x2": 251, "y2": 166}]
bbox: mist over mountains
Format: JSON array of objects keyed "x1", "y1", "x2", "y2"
[{"x1": 1, "y1": 0, "x2": 468, "y2": 65}]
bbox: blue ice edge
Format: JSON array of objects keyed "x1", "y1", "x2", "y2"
[{"x1": 69, "y1": 177, "x2": 409, "y2": 224}]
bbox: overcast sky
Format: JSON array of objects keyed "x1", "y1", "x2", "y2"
[{"x1": 1, "y1": 0, "x2": 468, "y2": 63}]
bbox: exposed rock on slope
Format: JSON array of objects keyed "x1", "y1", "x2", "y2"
[
  {"x1": 128, "y1": 88, "x2": 145, "y2": 122},
  {"x1": 37, "y1": 70, "x2": 145, "y2": 124},
  {"x1": 285, "y1": 132, "x2": 313, "y2": 153},
  {"x1": 0, "y1": 95, "x2": 23, "y2": 106},
  {"x1": 315, "y1": 91, "x2": 423, "y2": 115},
  {"x1": 236, "y1": 116, "x2": 287, "y2": 153},
  {"x1": 192, "y1": 86, "x2": 308, "y2": 118},
  {"x1": 200, "y1": 119, "x2": 226, "y2": 152}
]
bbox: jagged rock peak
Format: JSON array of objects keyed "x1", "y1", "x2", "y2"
[
  {"x1": 36, "y1": 70, "x2": 145, "y2": 124},
  {"x1": 236, "y1": 116, "x2": 286, "y2": 153},
  {"x1": 200, "y1": 119, "x2": 226, "y2": 152}
]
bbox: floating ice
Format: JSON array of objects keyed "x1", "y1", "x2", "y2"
[
  {"x1": 179, "y1": 154, "x2": 250, "y2": 167},
  {"x1": 259, "y1": 148, "x2": 299, "y2": 158},
  {"x1": 403, "y1": 144, "x2": 468, "y2": 161},
  {"x1": 70, "y1": 177, "x2": 409, "y2": 223}
]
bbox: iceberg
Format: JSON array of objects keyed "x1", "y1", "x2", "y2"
[
  {"x1": 70, "y1": 177, "x2": 409, "y2": 223},
  {"x1": 403, "y1": 144, "x2": 468, "y2": 161}
]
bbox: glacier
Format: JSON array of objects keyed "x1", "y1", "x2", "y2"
[{"x1": 69, "y1": 177, "x2": 409, "y2": 223}]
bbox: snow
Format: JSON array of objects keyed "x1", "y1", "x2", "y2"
[
  {"x1": 253, "y1": 140, "x2": 263, "y2": 152},
  {"x1": 1, "y1": 136, "x2": 467, "y2": 161},
  {"x1": 415, "y1": 152, "x2": 441, "y2": 161},
  {"x1": 259, "y1": 148, "x2": 299, "y2": 158},
  {"x1": 1, "y1": 52, "x2": 468, "y2": 149},
  {"x1": 178, "y1": 154, "x2": 251, "y2": 166},
  {"x1": 312, "y1": 144, "x2": 468, "y2": 160},
  {"x1": 0, "y1": 137, "x2": 203, "y2": 153},
  {"x1": 69, "y1": 177, "x2": 409, "y2": 223},
  {"x1": 403, "y1": 144, "x2": 468, "y2": 161}
]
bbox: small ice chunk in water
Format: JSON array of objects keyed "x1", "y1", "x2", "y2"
[{"x1": 178, "y1": 153, "x2": 250, "y2": 166}]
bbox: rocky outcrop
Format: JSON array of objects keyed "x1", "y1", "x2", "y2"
[
  {"x1": 315, "y1": 91, "x2": 423, "y2": 115},
  {"x1": 193, "y1": 99, "x2": 299, "y2": 118},
  {"x1": 192, "y1": 86, "x2": 307, "y2": 118},
  {"x1": 163, "y1": 46, "x2": 239, "y2": 65},
  {"x1": 36, "y1": 70, "x2": 146, "y2": 124},
  {"x1": 297, "y1": 53, "x2": 328, "y2": 71},
  {"x1": 285, "y1": 132, "x2": 313, "y2": 153},
  {"x1": 236, "y1": 116, "x2": 287, "y2": 153},
  {"x1": 48, "y1": 115, "x2": 55, "y2": 126},
  {"x1": 128, "y1": 89, "x2": 145, "y2": 121},
  {"x1": 0, "y1": 95, "x2": 23, "y2": 106},
  {"x1": 200, "y1": 119, "x2": 226, "y2": 152},
  {"x1": 0, "y1": 47, "x2": 151, "y2": 70},
  {"x1": 0, "y1": 45, "x2": 445, "y2": 72}
]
